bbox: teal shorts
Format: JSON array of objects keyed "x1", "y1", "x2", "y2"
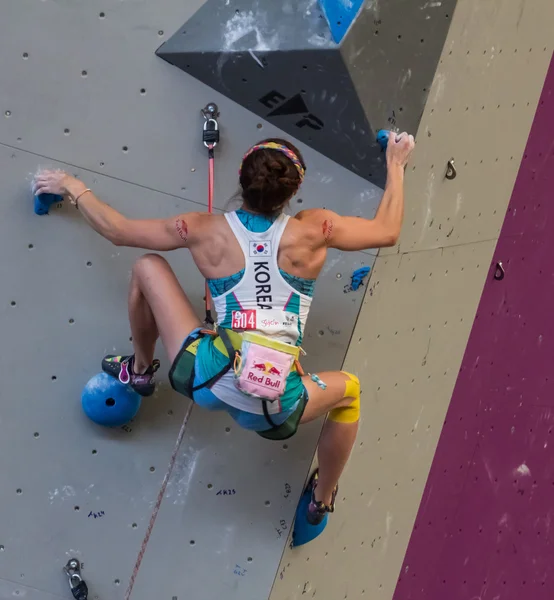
[{"x1": 168, "y1": 328, "x2": 308, "y2": 440}]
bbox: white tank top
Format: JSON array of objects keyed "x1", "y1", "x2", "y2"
[{"x1": 213, "y1": 211, "x2": 312, "y2": 347}]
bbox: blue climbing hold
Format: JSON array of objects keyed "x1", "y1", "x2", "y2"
[
  {"x1": 34, "y1": 192, "x2": 63, "y2": 215},
  {"x1": 319, "y1": 0, "x2": 365, "y2": 44},
  {"x1": 376, "y1": 129, "x2": 391, "y2": 151},
  {"x1": 292, "y1": 483, "x2": 328, "y2": 547},
  {"x1": 81, "y1": 372, "x2": 141, "y2": 427},
  {"x1": 350, "y1": 266, "x2": 371, "y2": 291}
]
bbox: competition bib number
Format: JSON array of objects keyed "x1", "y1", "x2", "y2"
[{"x1": 232, "y1": 310, "x2": 257, "y2": 330}]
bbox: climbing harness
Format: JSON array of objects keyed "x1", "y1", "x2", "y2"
[
  {"x1": 201, "y1": 102, "x2": 220, "y2": 327},
  {"x1": 64, "y1": 559, "x2": 88, "y2": 600}
]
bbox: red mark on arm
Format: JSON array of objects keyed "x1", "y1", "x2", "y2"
[
  {"x1": 322, "y1": 219, "x2": 334, "y2": 244},
  {"x1": 176, "y1": 219, "x2": 188, "y2": 243}
]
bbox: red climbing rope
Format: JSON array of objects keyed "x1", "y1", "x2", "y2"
[{"x1": 124, "y1": 402, "x2": 193, "y2": 600}]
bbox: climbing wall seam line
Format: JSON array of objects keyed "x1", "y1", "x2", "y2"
[{"x1": 124, "y1": 401, "x2": 195, "y2": 600}]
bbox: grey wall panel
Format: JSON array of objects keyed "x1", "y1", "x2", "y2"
[
  {"x1": 0, "y1": 142, "x2": 373, "y2": 599},
  {"x1": 0, "y1": 0, "x2": 379, "y2": 217},
  {"x1": 0, "y1": 1, "x2": 382, "y2": 597}
]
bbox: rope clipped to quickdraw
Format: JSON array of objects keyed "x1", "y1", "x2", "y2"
[
  {"x1": 121, "y1": 104, "x2": 221, "y2": 600},
  {"x1": 201, "y1": 103, "x2": 220, "y2": 328}
]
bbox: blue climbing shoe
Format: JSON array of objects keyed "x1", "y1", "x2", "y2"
[{"x1": 306, "y1": 470, "x2": 338, "y2": 525}]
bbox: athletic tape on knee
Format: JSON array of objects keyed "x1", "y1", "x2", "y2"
[{"x1": 328, "y1": 372, "x2": 360, "y2": 423}]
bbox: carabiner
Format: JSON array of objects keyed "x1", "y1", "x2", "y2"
[{"x1": 64, "y1": 559, "x2": 89, "y2": 600}]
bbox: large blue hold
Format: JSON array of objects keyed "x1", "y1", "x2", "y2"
[
  {"x1": 82, "y1": 372, "x2": 141, "y2": 427},
  {"x1": 319, "y1": 0, "x2": 365, "y2": 44}
]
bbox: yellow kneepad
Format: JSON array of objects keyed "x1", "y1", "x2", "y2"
[{"x1": 328, "y1": 372, "x2": 361, "y2": 423}]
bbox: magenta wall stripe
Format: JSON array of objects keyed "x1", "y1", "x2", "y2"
[{"x1": 394, "y1": 53, "x2": 554, "y2": 600}]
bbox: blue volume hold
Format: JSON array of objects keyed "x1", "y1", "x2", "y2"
[
  {"x1": 292, "y1": 484, "x2": 328, "y2": 547},
  {"x1": 319, "y1": 0, "x2": 365, "y2": 44},
  {"x1": 34, "y1": 193, "x2": 63, "y2": 215},
  {"x1": 376, "y1": 129, "x2": 391, "y2": 151}
]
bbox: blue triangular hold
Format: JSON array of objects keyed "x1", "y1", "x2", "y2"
[
  {"x1": 292, "y1": 485, "x2": 328, "y2": 547},
  {"x1": 319, "y1": 0, "x2": 365, "y2": 44}
]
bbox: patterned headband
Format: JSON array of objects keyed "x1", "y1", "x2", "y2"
[{"x1": 239, "y1": 142, "x2": 306, "y2": 183}]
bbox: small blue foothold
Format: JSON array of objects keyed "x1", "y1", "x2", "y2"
[
  {"x1": 34, "y1": 193, "x2": 63, "y2": 215},
  {"x1": 350, "y1": 266, "x2": 371, "y2": 291},
  {"x1": 376, "y1": 129, "x2": 390, "y2": 151}
]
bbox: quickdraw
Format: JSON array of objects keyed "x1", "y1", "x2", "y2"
[
  {"x1": 64, "y1": 559, "x2": 89, "y2": 600},
  {"x1": 201, "y1": 102, "x2": 220, "y2": 327}
]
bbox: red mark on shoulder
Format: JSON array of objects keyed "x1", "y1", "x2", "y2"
[
  {"x1": 322, "y1": 219, "x2": 334, "y2": 244},
  {"x1": 176, "y1": 219, "x2": 188, "y2": 243}
]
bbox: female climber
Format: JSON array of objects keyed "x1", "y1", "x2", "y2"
[{"x1": 32, "y1": 132, "x2": 415, "y2": 525}]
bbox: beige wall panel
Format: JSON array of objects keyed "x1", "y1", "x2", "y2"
[
  {"x1": 381, "y1": 0, "x2": 553, "y2": 256},
  {"x1": 269, "y1": 0, "x2": 554, "y2": 599},
  {"x1": 271, "y1": 242, "x2": 494, "y2": 600}
]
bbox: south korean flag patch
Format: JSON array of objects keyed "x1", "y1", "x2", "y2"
[{"x1": 250, "y1": 241, "x2": 272, "y2": 257}]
